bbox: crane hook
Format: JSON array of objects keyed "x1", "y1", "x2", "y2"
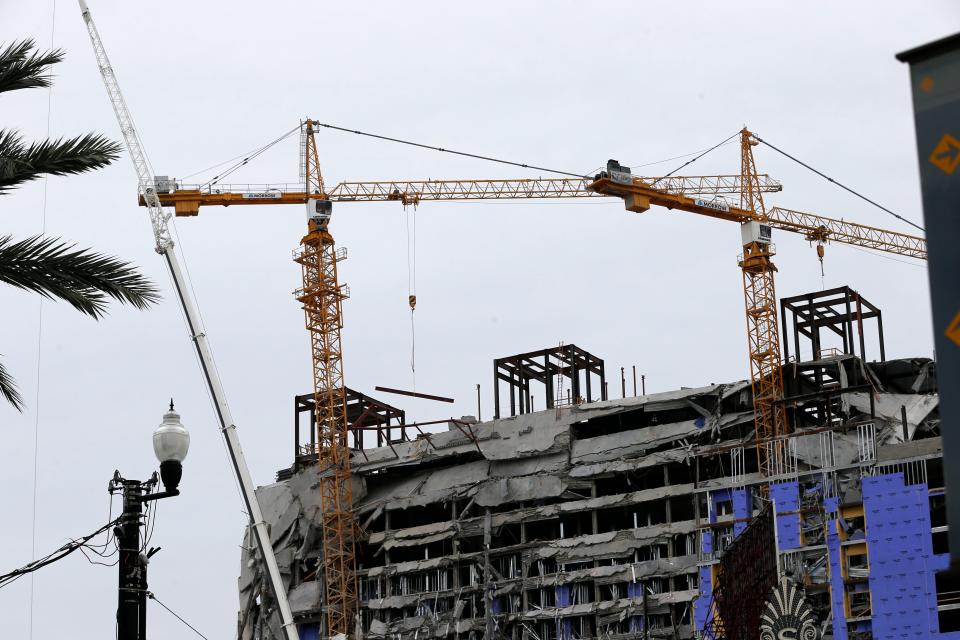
[{"x1": 409, "y1": 295, "x2": 417, "y2": 311}]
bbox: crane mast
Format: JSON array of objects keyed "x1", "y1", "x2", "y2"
[
  {"x1": 75, "y1": 2, "x2": 299, "y2": 638},
  {"x1": 738, "y1": 128, "x2": 789, "y2": 477},
  {"x1": 294, "y1": 121, "x2": 357, "y2": 637}
]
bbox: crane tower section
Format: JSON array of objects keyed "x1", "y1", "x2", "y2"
[
  {"x1": 738, "y1": 128, "x2": 788, "y2": 477},
  {"x1": 293, "y1": 120, "x2": 357, "y2": 637}
]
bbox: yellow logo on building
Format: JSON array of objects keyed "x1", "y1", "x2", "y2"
[
  {"x1": 947, "y1": 310, "x2": 960, "y2": 348},
  {"x1": 929, "y1": 134, "x2": 960, "y2": 175}
]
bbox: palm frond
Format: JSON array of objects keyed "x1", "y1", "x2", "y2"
[
  {"x1": 0, "y1": 39, "x2": 64, "y2": 95},
  {"x1": 0, "y1": 235, "x2": 161, "y2": 318},
  {"x1": 0, "y1": 129, "x2": 121, "y2": 193},
  {"x1": 0, "y1": 357, "x2": 24, "y2": 412}
]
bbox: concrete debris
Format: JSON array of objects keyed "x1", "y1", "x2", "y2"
[{"x1": 238, "y1": 356, "x2": 940, "y2": 640}]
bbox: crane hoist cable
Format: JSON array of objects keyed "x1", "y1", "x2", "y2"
[{"x1": 405, "y1": 204, "x2": 417, "y2": 389}]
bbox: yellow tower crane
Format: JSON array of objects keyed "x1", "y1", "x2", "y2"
[
  {"x1": 295, "y1": 121, "x2": 356, "y2": 636},
  {"x1": 145, "y1": 122, "x2": 927, "y2": 636}
]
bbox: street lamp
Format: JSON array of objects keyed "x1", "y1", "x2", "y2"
[
  {"x1": 112, "y1": 401, "x2": 190, "y2": 640},
  {"x1": 153, "y1": 399, "x2": 190, "y2": 494}
]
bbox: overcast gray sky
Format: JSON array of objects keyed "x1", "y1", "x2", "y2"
[{"x1": 1, "y1": 1, "x2": 957, "y2": 637}]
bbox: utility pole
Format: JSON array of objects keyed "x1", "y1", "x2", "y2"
[
  {"x1": 111, "y1": 403, "x2": 190, "y2": 640},
  {"x1": 115, "y1": 476, "x2": 152, "y2": 639}
]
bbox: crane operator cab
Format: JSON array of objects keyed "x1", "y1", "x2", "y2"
[
  {"x1": 307, "y1": 198, "x2": 333, "y2": 232},
  {"x1": 596, "y1": 159, "x2": 633, "y2": 185}
]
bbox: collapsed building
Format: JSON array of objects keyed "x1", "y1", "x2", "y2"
[{"x1": 238, "y1": 287, "x2": 949, "y2": 640}]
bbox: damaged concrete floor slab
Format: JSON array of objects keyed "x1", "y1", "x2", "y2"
[{"x1": 238, "y1": 350, "x2": 943, "y2": 640}]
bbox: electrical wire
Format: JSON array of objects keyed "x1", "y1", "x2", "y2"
[
  {"x1": 0, "y1": 518, "x2": 119, "y2": 590},
  {"x1": 30, "y1": 4, "x2": 57, "y2": 637},
  {"x1": 83, "y1": 492, "x2": 118, "y2": 556},
  {"x1": 147, "y1": 591, "x2": 210, "y2": 640},
  {"x1": 752, "y1": 134, "x2": 925, "y2": 233},
  {"x1": 312, "y1": 121, "x2": 590, "y2": 178},
  {"x1": 79, "y1": 545, "x2": 118, "y2": 568},
  {"x1": 143, "y1": 491, "x2": 159, "y2": 550}
]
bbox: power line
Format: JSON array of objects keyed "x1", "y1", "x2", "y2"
[
  {"x1": 752, "y1": 134, "x2": 925, "y2": 233},
  {"x1": 313, "y1": 121, "x2": 589, "y2": 178},
  {"x1": 147, "y1": 591, "x2": 210, "y2": 640},
  {"x1": 30, "y1": 4, "x2": 58, "y2": 637},
  {"x1": 0, "y1": 518, "x2": 119, "y2": 590}
]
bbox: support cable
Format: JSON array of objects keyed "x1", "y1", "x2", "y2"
[
  {"x1": 198, "y1": 125, "x2": 300, "y2": 189},
  {"x1": 752, "y1": 135, "x2": 925, "y2": 233},
  {"x1": 312, "y1": 121, "x2": 590, "y2": 178},
  {"x1": 182, "y1": 125, "x2": 300, "y2": 180},
  {"x1": 627, "y1": 139, "x2": 739, "y2": 170},
  {"x1": 648, "y1": 130, "x2": 742, "y2": 189},
  {"x1": 146, "y1": 591, "x2": 210, "y2": 640}
]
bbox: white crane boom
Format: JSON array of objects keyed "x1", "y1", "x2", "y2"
[{"x1": 76, "y1": 3, "x2": 298, "y2": 638}]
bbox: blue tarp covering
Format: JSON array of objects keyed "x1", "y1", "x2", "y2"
[
  {"x1": 863, "y1": 473, "x2": 959, "y2": 639},
  {"x1": 771, "y1": 481, "x2": 802, "y2": 550},
  {"x1": 555, "y1": 584, "x2": 572, "y2": 640},
  {"x1": 628, "y1": 581, "x2": 645, "y2": 633},
  {"x1": 732, "y1": 487, "x2": 751, "y2": 537},
  {"x1": 298, "y1": 624, "x2": 320, "y2": 640},
  {"x1": 825, "y1": 495, "x2": 850, "y2": 640},
  {"x1": 695, "y1": 565, "x2": 713, "y2": 632}
]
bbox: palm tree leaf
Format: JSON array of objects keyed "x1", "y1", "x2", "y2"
[
  {"x1": 0, "y1": 130, "x2": 121, "y2": 193},
  {"x1": 0, "y1": 357, "x2": 24, "y2": 412},
  {"x1": 0, "y1": 39, "x2": 64, "y2": 95},
  {"x1": 0, "y1": 235, "x2": 161, "y2": 318}
]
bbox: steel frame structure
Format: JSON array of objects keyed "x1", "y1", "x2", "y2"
[
  {"x1": 294, "y1": 388, "x2": 407, "y2": 465},
  {"x1": 780, "y1": 286, "x2": 885, "y2": 364},
  {"x1": 493, "y1": 344, "x2": 606, "y2": 419}
]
